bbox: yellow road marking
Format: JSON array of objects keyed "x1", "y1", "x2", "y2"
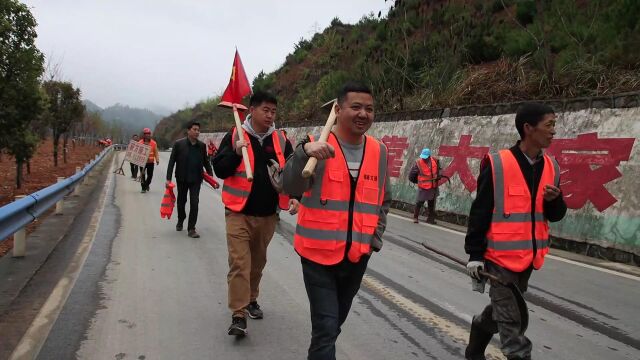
[{"x1": 362, "y1": 275, "x2": 506, "y2": 360}]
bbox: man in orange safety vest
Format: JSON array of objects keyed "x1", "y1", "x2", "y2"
[
  {"x1": 282, "y1": 82, "x2": 392, "y2": 360},
  {"x1": 464, "y1": 103, "x2": 567, "y2": 360}
]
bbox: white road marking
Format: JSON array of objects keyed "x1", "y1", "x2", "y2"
[{"x1": 388, "y1": 213, "x2": 640, "y2": 282}]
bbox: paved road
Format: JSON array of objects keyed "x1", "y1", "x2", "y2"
[{"x1": 12, "y1": 151, "x2": 640, "y2": 360}]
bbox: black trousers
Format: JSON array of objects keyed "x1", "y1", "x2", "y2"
[
  {"x1": 301, "y1": 255, "x2": 370, "y2": 360},
  {"x1": 470, "y1": 261, "x2": 534, "y2": 359},
  {"x1": 416, "y1": 199, "x2": 436, "y2": 222},
  {"x1": 141, "y1": 163, "x2": 154, "y2": 190},
  {"x1": 130, "y1": 163, "x2": 139, "y2": 178},
  {"x1": 176, "y1": 181, "x2": 201, "y2": 230}
]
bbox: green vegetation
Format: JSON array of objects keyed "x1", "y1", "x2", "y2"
[
  {"x1": 156, "y1": 0, "x2": 638, "y2": 142},
  {"x1": 1, "y1": 0, "x2": 114, "y2": 187},
  {"x1": 0, "y1": 0, "x2": 45, "y2": 187}
]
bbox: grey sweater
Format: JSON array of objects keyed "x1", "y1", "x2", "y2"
[{"x1": 282, "y1": 138, "x2": 392, "y2": 252}]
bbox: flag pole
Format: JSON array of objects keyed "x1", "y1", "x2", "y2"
[{"x1": 232, "y1": 104, "x2": 253, "y2": 182}]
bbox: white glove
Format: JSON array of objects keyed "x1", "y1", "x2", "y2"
[
  {"x1": 466, "y1": 261, "x2": 484, "y2": 280},
  {"x1": 267, "y1": 159, "x2": 283, "y2": 193}
]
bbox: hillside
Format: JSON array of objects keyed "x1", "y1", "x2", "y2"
[
  {"x1": 82, "y1": 101, "x2": 163, "y2": 140},
  {"x1": 154, "y1": 0, "x2": 639, "y2": 144}
]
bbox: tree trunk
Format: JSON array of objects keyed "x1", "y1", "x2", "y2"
[
  {"x1": 16, "y1": 160, "x2": 23, "y2": 189},
  {"x1": 536, "y1": 0, "x2": 554, "y2": 82},
  {"x1": 63, "y1": 134, "x2": 68, "y2": 164},
  {"x1": 53, "y1": 133, "x2": 60, "y2": 167}
]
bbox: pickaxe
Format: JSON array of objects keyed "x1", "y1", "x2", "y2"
[{"x1": 302, "y1": 98, "x2": 338, "y2": 178}]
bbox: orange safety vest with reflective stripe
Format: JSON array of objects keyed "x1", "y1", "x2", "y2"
[
  {"x1": 221, "y1": 127, "x2": 289, "y2": 212},
  {"x1": 485, "y1": 150, "x2": 560, "y2": 272},
  {"x1": 294, "y1": 133, "x2": 388, "y2": 265},
  {"x1": 139, "y1": 139, "x2": 157, "y2": 163},
  {"x1": 417, "y1": 157, "x2": 438, "y2": 190}
]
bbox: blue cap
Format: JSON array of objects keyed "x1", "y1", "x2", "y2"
[{"x1": 420, "y1": 148, "x2": 431, "y2": 159}]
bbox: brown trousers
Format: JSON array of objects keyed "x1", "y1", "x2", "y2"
[{"x1": 225, "y1": 211, "x2": 277, "y2": 317}]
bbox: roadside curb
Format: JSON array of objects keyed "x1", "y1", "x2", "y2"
[{"x1": 389, "y1": 208, "x2": 640, "y2": 278}]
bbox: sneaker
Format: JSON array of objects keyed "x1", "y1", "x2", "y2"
[
  {"x1": 141, "y1": 189, "x2": 146, "y2": 193},
  {"x1": 245, "y1": 301, "x2": 263, "y2": 319},
  {"x1": 228, "y1": 316, "x2": 247, "y2": 336},
  {"x1": 413, "y1": 218, "x2": 419, "y2": 224},
  {"x1": 176, "y1": 222, "x2": 183, "y2": 231},
  {"x1": 188, "y1": 229, "x2": 200, "y2": 238}
]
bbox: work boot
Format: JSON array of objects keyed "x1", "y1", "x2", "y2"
[
  {"x1": 245, "y1": 301, "x2": 263, "y2": 319},
  {"x1": 188, "y1": 229, "x2": 200, "y2": 238},
  {"x1": 465, "y1": 317, "x2": 494, "y2": 360},
  {"x1": 228, "y1": 316, "x2": 247, "y2": 336},
  {"x1": 413, "y1": 206, "x2": 420, "y2": 223}
]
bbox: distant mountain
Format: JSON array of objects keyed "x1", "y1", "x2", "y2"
[
  {"x1": 100, "y1": 103, "x2": 162, "y2": 131},
  {"x1": 145, "y1": 104, "x2": 174, "y2": 117},
  {"x1": 82, "y1": 99, "x2": 103, "y2": 113},
  {"x1": 83, "y1": 101, "x2": 164, "y2": 138}
]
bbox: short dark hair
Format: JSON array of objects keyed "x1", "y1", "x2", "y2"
[
  {"x1": 249, "y1": 90, "x2": 277, "y2": 107},
  {"x1": 515, "y1": 103, "x2": 555, "y2": 139},
  {"x1": 337, "y1": 81, "x2": 372, "y2": 105},
  {"x1": 132, "y1": 134, "x2": 139, "y2": 138},
  {"x1": 187, "y1": 121, "x2": 200, "y2": 130}
]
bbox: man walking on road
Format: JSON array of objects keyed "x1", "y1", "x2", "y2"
[
  {"x1": 130, "y1": 134, "x2": 140, "y2": 179},
  {"x1": 282, "y1": 82, "x2": 392, "y2": 360},
  {"x1": 464, "y1": 103, "x2": 567, "y2": 360},
  {"x1": 166, "y1": 121, "x2": 214, "y2": 238},
  {"x1": 408, "y1": 148, "x2": 441, "y2": 224},
  {"x1": 212, "y1": 91, "x2": 298, "y2": 337},
  {"x1": 140, "y1": 128, "x2": 160, "y2": 193}
]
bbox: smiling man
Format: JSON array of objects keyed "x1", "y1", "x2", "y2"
[
  {"x1": 212, "y1": 91, "x2": 298, "y2": 337},
  {"x1": 464, "y1": 103, "x2": 567, "y2": 360},
  {"x1": 282, "y1": 82, "x2": 392, "y2": 360}
]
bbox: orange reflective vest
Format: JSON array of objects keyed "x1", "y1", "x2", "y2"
[
  {"x1": 417, "y1": 157, "x2": 439, "y2": 190},
  {"x1": 485, "y1": 150, "x2": 560, "y2": 272},
  {"x1": 139, "y1": 139, "x2": 157, "y2": 163},
  {"x1": 294, "y1": 133, "x2": 388, "y2": 265},
  {"x1": 160, "y1": 182, "x2": 175, "y2": 219},
  {"x1": 221, "y1": 128, "x2": 289, "y2": 212}
]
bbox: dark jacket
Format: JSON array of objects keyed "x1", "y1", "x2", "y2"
[
  {"x1": 464, "y1": 142, "x2": 567, "y2": 262},
  {"x1": 166, "y1": 137, "x2": 213, "y2": 183},
  {"x1": 212, "y1": 128, "x2": 293, "y2": 217}
]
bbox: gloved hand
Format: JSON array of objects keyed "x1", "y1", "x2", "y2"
[
  {"x1": 267, "y1": 159, "x2": 283, "y2": 193},
  {"x1": 466, "y1": 261, "x2": 484, "y2": 280}
]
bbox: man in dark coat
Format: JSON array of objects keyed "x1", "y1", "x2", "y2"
[{"x1": 166, "y1": 121, "x2": 214, "y2": 238}]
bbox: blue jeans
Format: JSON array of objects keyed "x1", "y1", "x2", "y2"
[{"x1": 301, "y1": 255, "x2": 370, "y2": 360}]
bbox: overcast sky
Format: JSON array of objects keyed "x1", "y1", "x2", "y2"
[{"x1": 22, "y1": 0, "x2": 392, "y2": 114}]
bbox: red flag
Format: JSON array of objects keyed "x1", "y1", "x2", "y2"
[{"x1": 219, "y1": 50, "x2": 251, "y2": 110}]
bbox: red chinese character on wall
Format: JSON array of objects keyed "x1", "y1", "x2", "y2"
[
  {"x1": 547, "y1": 133, "x2": 635, "y2": 212},
  {"x1": 438, "y1": 135, "x2": 490, "y2": 192},
  {"x1": 381, "y1": 135, "x2": 409, "y2": 178}
]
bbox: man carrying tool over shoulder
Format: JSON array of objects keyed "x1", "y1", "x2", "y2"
[
  {"x1": 212, "y1": 90, "x2": 298, "y2": 337},
  {"x1": 283, "y1": 82, "x2": 392, "y2": 360},
  {"x1": 464, "y1": 103, "x2": 567, "y2": 360}
]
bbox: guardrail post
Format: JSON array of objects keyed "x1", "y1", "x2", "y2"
[
  {"x1": 74, "y1": 166, "x2": 82, "y2": 195},
  {"x1": 12, "y1": 195, "x2": 27, "y2": 257},
  {"x1": 55, "y1": 177, "x2": 65, "y2": 215},
  {"x1": 84, "y1": 162, "x2": 91, "y2": 185}
]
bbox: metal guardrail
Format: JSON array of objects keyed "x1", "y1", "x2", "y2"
[{"x1": 0, "y1": 146, "x2": 113, "y2": 242}]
